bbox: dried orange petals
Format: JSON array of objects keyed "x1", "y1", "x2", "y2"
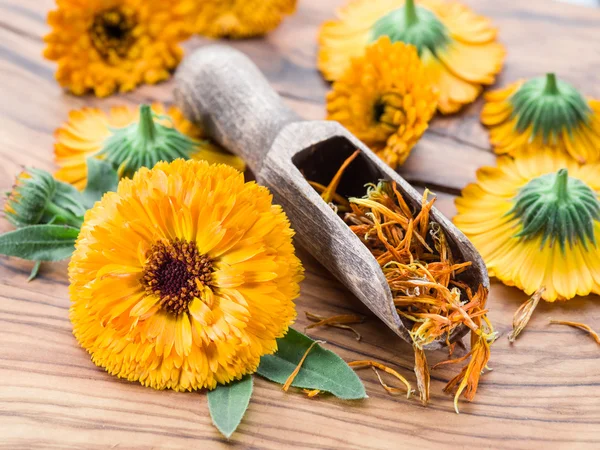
[
  {"x1": 303, "y1": 389, "x2": 322, "y2": 398},
  {"x1": 413, "y1": 345, "x2": 430, "y2": 405},
  {"x1": 305, "y1": 311, "x2": 365, "y2": 341},
  {"x1": 282, "y1": 340, "x2": 325, "y2": 392},
  {"x1": 349, "y1": 360, "x2": 412, "y2": 398},
  {"x1": 508, "y1": 287, "x2": 545, "y2": 342},
  {"x1": 321, "y1": 149, "x2": 360, "y2": 203},
  {"x1": 549, "y1": 320, "x2": 600, "y2": 345}
]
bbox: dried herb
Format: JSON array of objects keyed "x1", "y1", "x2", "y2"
[
  {"x1": 305, "y1": 311, "x2": 365, "y2": 341},
  {"x1": 282, "y1": 340, "x2": 325, "y2": 391},
  {"x1": 508, "y1": 287, "x2": 545, "y2": 342},
  {"x1": 349, "y1": 360, "x2": 412, "y2": 398},
  {"x1": 549, "y1": 320, "x2": 600, "y2": 345},
  {"x1": 308, "y1": 151, "x2": 496, "y2": 411}
]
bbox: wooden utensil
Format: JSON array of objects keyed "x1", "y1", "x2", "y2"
[{"x1": 174, "y1": 45, "x2": 489, "y2": 350}]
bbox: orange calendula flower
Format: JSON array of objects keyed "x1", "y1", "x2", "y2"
[
  {"x1": 318, "y1": 0, "x2": 505, "y2": 114},
  {"x1": 326, "y1": 37, "x2": 438, "y2": 168},
  {"x1": 454, "y1": 148, "x2": 600, "y2": 302},
  {"x1": 482, "y1": 73, "x2": 600, "y2": 164},
  {"x1": 184, "y1": 0, "x2": 297, "y2": 38},
  {"x1": 54, "y1": 103, "x2": 245, "y2": 190},
  {"x1": 44, "y1": 0, "x2": 190, "y2": 97},
  {"x1": 69, "y1": 159, "x2": 304, "y2": 391}
]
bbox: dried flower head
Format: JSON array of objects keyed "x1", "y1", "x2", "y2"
[
  {"x1": 454, "y1": 148, "x2": 600, "y2": 302},
  {"x1": 482, "y1": 73, "x2": 600, "y2": 163},
  {"x1": 327, "y1": 37, "x2": 438, "y2": 169},
  {"x1": 183, "y1": 0, "x2": 297, "y2": 38},
  {"x1": 318, "y1": 0, "x2": 505, "y2": 114},
  {"x1": 44, "y1": 0, "x2": 190, "y2": 96},
  {"x1": 54, "y1": 104, "x2": 244, "y2": 190},
  {"x1": 68, "y1": 159, "x2": 303, "y2": 391}
]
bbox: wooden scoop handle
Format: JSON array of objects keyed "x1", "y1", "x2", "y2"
[{"x1": 174, "y1": 45, "x2": 300, "y2": 174}]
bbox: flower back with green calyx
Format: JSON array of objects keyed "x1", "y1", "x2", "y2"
[
  {"x1": 510, "y1": 73, "x2": 592, "y2": 144},
  {"x1": 5, "y1": 168, "x2": 86, "y2": 229},
  {"x1": 368, "y1": 0, "x2": 450, "y2": 56},
  {"x1": 508, "y1": 168, "x2": 600, "y2": 251},
  {"x1": 97, "y1": 104, "x2": 198, "y2": 178}
]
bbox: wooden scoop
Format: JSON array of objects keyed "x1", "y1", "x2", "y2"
[{"x1": 174, "y1": 45, "x2": 489, "y2": 350}]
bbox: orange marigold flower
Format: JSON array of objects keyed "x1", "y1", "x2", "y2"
[
  {"x1": 318, "y1": 0, "x2": 505, "y2": 114},
  {"x1": 54, "y1": 103, "x2": 245, "y2": 190},
  {"x1": 69, "y1": 159, "x2": 304, "y2": 391},
  {"x1": 44, "y1": 0, "x2": 190, "y2": 97},
  {"x1": 184, "y1": 0, "x2": 297, "y2": 38},
  {"x1": 326, "y1": 37, "x2": 438, "y2": 168}
]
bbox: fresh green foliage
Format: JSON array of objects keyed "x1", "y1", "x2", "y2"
[
  {"x1": 5, "y1": 168, "x2": 85, "y2": 228},
  {"x1": 97, "y1": 104, "x2": 198, "y2": 178},
  {"x1": 81, "y1": 158, "x2": 119, "y2": 209},
  {"x1": 368, "y1": 0, "x2": 449, "y2": 56},
  {"x1": 0, "y1": 225, "x2": 80, "y2": 261},
  {"x1": 257, "y1": 328, "x2": 366, "y2": 400},
  {"x1": 509, "y1": 168, "x2": 600, "y2": 250},
  {"x1": 207, "y1": 375, "x2": 253, "y2": 439},
  {"x1": 27, "y1": 261, "x2": 42, "y2": 282},
  {"x1": 510, "y1": 73, "x2": 592, "y2": 143}
]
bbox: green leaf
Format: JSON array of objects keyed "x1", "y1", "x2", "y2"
[
  {"x1": 82, "y1": 158, "x2": 119, "y2": 209},
  {"x1": 257, "y1": 328, "x2": 366, "y2": 400},
  {"x1": 0, "y1": 225, "x2": 80, "y2": 261},
  {"x1": 27, "y1": 261, "x2": 42, "y2": 282},
  {"x1": 207, "y1": 375, "x2": 253, "y2": 439}
]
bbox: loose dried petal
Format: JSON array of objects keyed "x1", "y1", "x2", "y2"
[
  {"x1": 349, "y1": 360, "x2": 412, "y2": 398},
  {"x1": 549, "y1": 320, "x2": 600, "y2": 345}
]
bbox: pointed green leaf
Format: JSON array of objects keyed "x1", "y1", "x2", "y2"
[
  {"x1": 81, "y1": 158, "x2": 119, "y2": 209},
  {"x1": 257, "y1": 328, "x2": 366, "y2": 400},
  {"x1": 207, "y1": 375, "x2": 253, "y2": 439},
  {"x1": 0, "y1": 225, "x2": 80, "y2": 261},
  {"x1": 27, "y1": 261, "x2": 42, "y2": 281}
]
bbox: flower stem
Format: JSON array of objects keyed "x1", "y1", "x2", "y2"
[
  {"x1": 543, "y1": 73, "x2": 559, "y2": 95},
  {"x1": 553, "y1": 168, "x2": 569, "y2": 202},
  {"x1": 137, "y1": 104, "x2": 157, "y2": 147},
  {"x1": 404, "y1": 0, "x2": 419, "y2": 26}
]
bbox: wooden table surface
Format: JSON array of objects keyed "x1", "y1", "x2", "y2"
[{"x1": 1, "y1": 0, "x2": 599, "y2": 448}]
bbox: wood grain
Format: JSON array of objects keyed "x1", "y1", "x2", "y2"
[{"x1": 0, "y1": 0, "x2": 599, "y2": 448}]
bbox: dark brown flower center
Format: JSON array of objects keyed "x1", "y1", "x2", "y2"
[
  {"x1": 89, "y1": 8, "x2": 136, "y2": 60},
  {"x1": 373, "y1": 94, "x2": 406, "y2": 128},
  {"x1": 142, "y1": 239, "x2": 213, "y2": 315}
]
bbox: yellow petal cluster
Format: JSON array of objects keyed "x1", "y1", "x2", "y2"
[
  {"x1": 44, "y1": 0, "x2": 190, "y2": 97},
  {"x1": 69, "y1": 159, "x2": 303, "y2": 391},
  {"x1": 326, "y1": 37, "x2": 438, "y2": 168},
  {"x1": 184, "y1": 0, "x2": 297, "y2": 38},
  {"x1": 318, "y1": 0, "x2": 505, "y2": 114},
  {"x1": 54, "y1": 104, "x2": 245, "y2": 190},
  {"x1": 454, "y1": 149, "x2": 600, "y2": 302}
]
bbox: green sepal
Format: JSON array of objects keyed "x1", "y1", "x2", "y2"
[
  {"x1": 256, "y1": 328, "x2": 366, "y2": 400},
  {"x1": 81, "y1": 158, "x2": 119, "y2": 209},
  {"x1": 207, "y1": 375, "x2": 253, "y2": 439},
  {"x1": 368, "y1": 0, "x2": 450, "y2": 56},
  {"x1": 510, "y1": 73, "x2": 592, "y2": 143},
  {"x1": 0, "y1": 224, "x2": 80, "y2": 261},
  {"x1": 97, "y1": 104, "x2": 198, "y2": 179},
  {"x1": 5, "y1": 168, "x2": 85, "y2": 229},
  {"x1": 508, "y1": 169, "x2": 600, "y2": 251}
]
